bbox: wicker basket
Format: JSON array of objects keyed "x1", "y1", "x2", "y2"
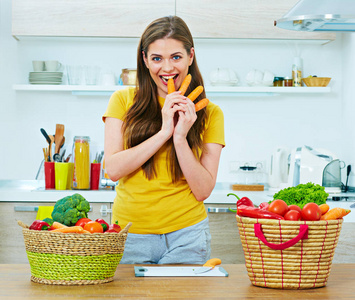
[
  {"x1": 236, "y1": 215, "x2": 343, "y2": 289},
  {"x1": 302, "y1": 77, "x2": 331, "y2": 87},
  {"x1": 18, "y1": 220, "x2": 131, "y2": 285}
]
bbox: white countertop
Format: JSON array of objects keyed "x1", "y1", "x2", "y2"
[{"x1": 0, "y1": 180, "x2": 354, "y2": 221}]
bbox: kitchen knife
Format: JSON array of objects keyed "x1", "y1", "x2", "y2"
[{"x1": 193, "y1": 258, "x2": 221, "y2": 274}]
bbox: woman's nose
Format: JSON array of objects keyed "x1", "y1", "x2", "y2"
[{"x1": 162, "y1": 59, "x2": 174, "y2": 73}]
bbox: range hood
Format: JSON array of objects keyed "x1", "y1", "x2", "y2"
[{"x1": 275, "y1": 0, "x2": 355, "y2": 32}]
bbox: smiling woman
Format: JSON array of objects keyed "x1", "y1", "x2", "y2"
[{"x1": 102, "y1": 16, "x2": 225, "y2": 265}]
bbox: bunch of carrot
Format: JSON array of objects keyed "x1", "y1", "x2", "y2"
[
  {"x1": 50, "y1": 222, "x2": 91, "y2": 234},
  {"x1": 319, "y1": 204, "x2": 351, "y2": 220},
  {"x1": 168, "y1": 74, "x2": 209, "y2": 112}
]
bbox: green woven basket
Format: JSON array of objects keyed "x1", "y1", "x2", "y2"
[{"x1": 18, "y1": 221, "x2": 131, "y2": 285}]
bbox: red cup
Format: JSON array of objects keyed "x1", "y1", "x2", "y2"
[
  {"x1": 44, "y1": 162, "x2": 55, "y2": 189},
  {"x1": 90, "y1": 163, "x2": 101, "y2": 190}
]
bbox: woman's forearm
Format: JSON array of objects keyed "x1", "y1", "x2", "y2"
[{"x1": 174, "y1": 139, "x2": 222, "y2": 201}]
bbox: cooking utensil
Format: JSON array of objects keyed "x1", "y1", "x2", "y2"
[
  {"x1": 60, "y1": 149, "x2": 66, "y2": 162},
  {"x1": 53, "y1": 124, "x2": 65, "y2": 161},
  {"x1": 65, "y1": 154, "x2": 72, "y2": 163},
  {"x1": 48, "y1": 135, "x2": 54, "y2": 162},
  {"x1": 40, "y1": 128, "x2": 51, "y2": 144},
  {"x1": 193, "y1": 258, "x2": 221, "y2": 274}
]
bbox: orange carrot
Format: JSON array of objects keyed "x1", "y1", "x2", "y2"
[
  {"x1": 320, "y1": 207, "x2": 351, "y2": 220},
  {"x1": 319, "y1": 204, "x2": 330, "y2": 215},
  {"x1": 50, "y1": 226, "x2": 87, "y2": 233},
  {"x1": 195, "y1": 98, "x2": 209, "y2": 112},
  {"x1": 50, "y1": 222, "x2": 67, "y2": 230},
  {"x1": 187, "y1": 86, "x2": 204, "y2": 101},
  {"x1": 167, "y1": 78, "x2": 175, "y2": 94},
  {"x1": 178, "y1": 74, "x2": 192, "y2": 95}
]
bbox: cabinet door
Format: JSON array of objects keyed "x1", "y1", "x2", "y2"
[
  {"x1": 12, "y1": 0, "x2": 175, "y2": 37},
  {"x1": 176, "y1": 0, "x2": 335, "y2": 40},
  {"x1": 205, "y1": 204, "x2": 245, "y2": 264}
]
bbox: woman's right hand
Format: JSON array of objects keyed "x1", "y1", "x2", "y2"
[{"x1": 160, "y1": 91, "x2": 188, "y2": 138}]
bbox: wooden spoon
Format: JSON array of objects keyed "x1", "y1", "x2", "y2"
[{"x1": 53, "y1": 124, "x2": 65, "y2": 162}]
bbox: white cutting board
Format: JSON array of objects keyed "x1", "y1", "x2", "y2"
[{"x1": 134, "y1": 266, "x2": 228, "y2": 277}]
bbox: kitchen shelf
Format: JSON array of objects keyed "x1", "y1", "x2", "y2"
[{"x1": 12, "y1": 84, "x2": 331, "y2": 96}]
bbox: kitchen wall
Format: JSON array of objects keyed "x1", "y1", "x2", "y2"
[{"x1": 0, "y1": 0, "x2": 354, "y2": 186}]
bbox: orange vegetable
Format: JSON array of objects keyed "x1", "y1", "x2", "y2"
[
  {"x1": 178, "y1": 74, "x2": 192, "y2": 95},
  {"x1": 320, "y1": 207, "x2": 351, "y2": 220},
  {"x1": 50, "y1": 226, "x2": 87, "y2": 233},
  {"x1": 167, "y1": 78, "x2": 175, "y2": 94},
  {"x1": 50, "y1": 222, "x2": 67, "y2": 230},
  {"x1": 187, "y1": 86, "x2": 204, "y2": 101},
  {"x1": 84, "y1": 221, "x2": 104, "y2": 233},
  {"x1": 195, "y1": 98, "x2": 209, "y2": 112},
  {"x1": 319, "y1": 204, "x2": 330, "y2": 215}
]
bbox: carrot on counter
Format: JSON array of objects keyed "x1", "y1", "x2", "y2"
[
  {"x1": 195, "y1": 98, "x2": 209, "y2": 112},
  {"x1": 178, "y1": 74, "x2": 191, "y2": 95},
  {"x1": 187, "y1": 86, "x2": 204, "y2": 101},
  {"x1": 167, "y1": 78, "x2": 175, "y2": 94},
  {"x1": 319, "y1": 204, "x2": 330, "y2": 215},
  {"x1": 50, "y1": 226, "x2": 89, "y2": 233},
  {"x1": 320, "y1": 207, "x2": 351, "y2": 220}
]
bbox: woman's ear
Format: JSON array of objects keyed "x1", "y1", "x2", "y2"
[
  {"x1": 142, "y1": 51, "x2": 148, "y2": 68},
  {"x1": 189, "y1": 47, "x2": 195, "y2": 66}
]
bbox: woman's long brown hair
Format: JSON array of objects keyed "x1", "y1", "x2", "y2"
[{"x1": 123, "y1": 16, "x2": 207, "y2": 182}]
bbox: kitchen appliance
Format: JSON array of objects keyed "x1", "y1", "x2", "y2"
[
  {"x1": 275, "y1": 0, "x2": 355, "y2": 32},
  {"x1": 268, "y1": 147, "x2": 290, "y2": 188},
  {"x1": 288, "y1": 145, "x2": 343, "y2": 194}
]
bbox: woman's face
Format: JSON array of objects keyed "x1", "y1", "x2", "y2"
[{"x1": 143, "y1": 38, "x2": 194, "y2": 98}]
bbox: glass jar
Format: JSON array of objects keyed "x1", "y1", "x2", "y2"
[
  {"x1": 283, "y1": 77, "x2": 293, "y2": 87},
  {"x1": 120, "y1": 68, "x2": 137, "y2": 85},
  {"x1": 273, "y1": 77, "x2": 284, "y2": 87},
  {"x1": 72, "y1": 136, "x2": 90, "y2": 189}
]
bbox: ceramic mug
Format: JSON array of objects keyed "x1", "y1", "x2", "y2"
[
  {"x1": 45, "y1": 60, "x2": 62, "y2": 72},
  {"x1": 32, "y1": 60, "x2": 45, "y2": 72}
]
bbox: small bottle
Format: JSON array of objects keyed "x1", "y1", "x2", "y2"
[
  {"x1": 292, "y1": 57, "x2": 302, "y2": 87},
  {"x1": 283, "y1": 77, "x2": 293, "y2": 87}
]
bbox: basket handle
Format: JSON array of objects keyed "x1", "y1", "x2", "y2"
[{"x1": 254, "y1": 223, "x2": 308, "y2": 250}]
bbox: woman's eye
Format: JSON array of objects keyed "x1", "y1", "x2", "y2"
[
  {"x1": 152, "y1": 57, "x2": 161, "y2": 62},
  {"x1": 173, "y1": 55, "x2": 181, "y2": 60}
]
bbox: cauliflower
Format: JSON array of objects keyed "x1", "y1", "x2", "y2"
[{"x1": 51, "y1": 193, "x2": 91, "y2": 226}]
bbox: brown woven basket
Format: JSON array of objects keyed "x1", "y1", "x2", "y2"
[
  {"x1": 236, "y1": 215, "x2": 343, "y2": 289},
  {"x1": 302, "y1": 77, "x2": 331, "y2": 87},
  {"x1": 18, "y1": 220, "x2": 131, "y2": 285}
]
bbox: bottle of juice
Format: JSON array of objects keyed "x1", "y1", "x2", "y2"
[{"x1": 72, "y1": 136, "x2": 90, "y2": 189}]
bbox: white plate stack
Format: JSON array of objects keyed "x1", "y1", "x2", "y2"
[{"x1": 29, "y1": 72, "x2": 63, "y2": 85}]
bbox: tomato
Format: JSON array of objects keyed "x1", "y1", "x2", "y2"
[
  {"x1": 268, "y1": 199, "x2": 289, "y2": 216},
  {"x1": 284, "y1": 210, "x2": 302, "y2": 221},
  {"x1": 84, "y1": 221, "x2": 104, "y2": 233},
  {"x1": 288, "y1": 205, "x2": 302, "y2": 214},
  {"x1": 106, "y1": 223, "x2": 121, "y2": 233},
  {"x1": 301, "y1": 203, "x2": 322, "y2": 221},
  {"x1": 75, "y1": 218, "x2": 92, "y2": 228}
]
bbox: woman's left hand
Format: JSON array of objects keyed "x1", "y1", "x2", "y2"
[{"x1": 173, "y1": 99, "x2": 197, "y2": 140}]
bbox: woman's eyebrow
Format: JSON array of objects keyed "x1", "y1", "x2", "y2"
[{"x1": 149, "y1": 51, "x2": 183, "y2": 57}]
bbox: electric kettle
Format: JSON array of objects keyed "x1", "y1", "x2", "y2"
[{"x1": 268, "y1": 147, "x2": 290, "y2": 188}]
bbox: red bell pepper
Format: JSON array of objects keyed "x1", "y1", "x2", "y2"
[
  {"x1": 258, "y1": 202, "x2": 270, "y2": 210},
  {"x1": 237, "y1": 205, "x2": 284, "y2": 220},
  {"x1": 95, "y1": 219, "x2": 109, "y2": 232},
  {"x1": 105, "y1": 222, "x2": 121, "y2": 233},
  {"x1": 29, "y1": 220, "x2": 50, "y2": 230},
  {"x1": 227, "y1": 193, "x2": 254, "y2": 207}
]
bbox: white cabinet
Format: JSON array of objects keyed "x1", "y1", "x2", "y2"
[
  {"x1": 177, "y1": 0, "x2": 335, "y2": 41},
  {"x1": 12, "y1": 0, "x2": 335, "y2": 41},
  {"x1": 12, "y1": 0, "x2": 175, "y2": 38}
]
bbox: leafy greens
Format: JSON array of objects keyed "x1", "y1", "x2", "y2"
[{"x1": 272, "y1": 182, "x2": 329, "y2": 209}]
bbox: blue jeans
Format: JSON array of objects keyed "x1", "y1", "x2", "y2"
[{"x1": 120, "y1": 218, "x2": 211, "y2": 264}]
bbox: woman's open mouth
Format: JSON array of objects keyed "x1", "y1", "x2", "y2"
[{"x1": 160, "y1": 74, "x2": 178, "y2": 85}]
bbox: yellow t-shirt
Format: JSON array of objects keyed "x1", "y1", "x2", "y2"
[{"x1": 103, "y1": 87, "x2": 225, "y2": 234}]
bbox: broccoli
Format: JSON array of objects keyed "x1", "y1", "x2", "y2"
[
  {"x1": 51, "y1": 193, "x2": 91, "y2": 226},
  {"x1": 42, "y1": 218, "x2": 54, "y2": 226}
]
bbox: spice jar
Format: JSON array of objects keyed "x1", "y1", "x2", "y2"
[
  {"x1": 72, "y1": 136, "x2": 90, "y2": 189},
  {"x1": 273, "y1": 77, "x2": 284, "y2": 87},
  {"x1": 283, "y1": 77, "x2": 293, "y2": 87}
]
